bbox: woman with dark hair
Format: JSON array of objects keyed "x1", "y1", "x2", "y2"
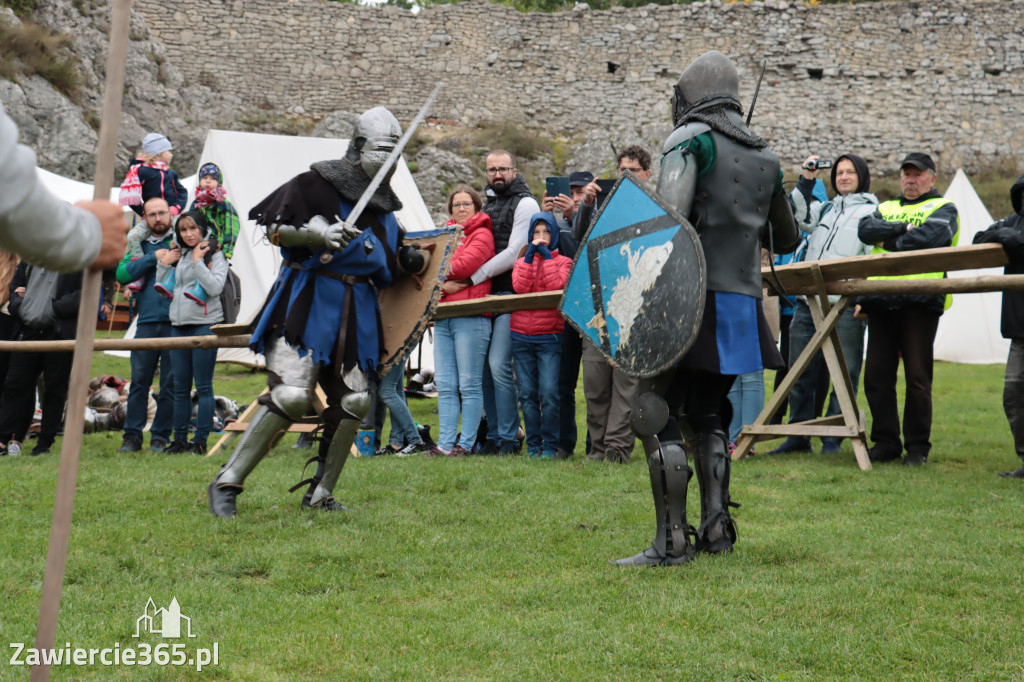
[
  {"x1": 429, "y1": 185, "x2": 495, "y2": 456},
  {"x1": 156, "y1": 211, "x2": 228, "y2": 454}
]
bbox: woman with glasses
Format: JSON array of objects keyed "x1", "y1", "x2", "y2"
[{"x1": 429, "y1": 185, "x2": 495, "y2": 456}]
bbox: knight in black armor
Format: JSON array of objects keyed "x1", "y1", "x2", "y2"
[
  {"x1": 207, "y1": 106, "x2": 430, "y2": 518},
  {"x1": 614, "y1": 51, "x2": 800, "y2": 565}
]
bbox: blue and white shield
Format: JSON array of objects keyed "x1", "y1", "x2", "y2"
[{"x1": 559, "y1": 172, "x2": 705, "y2": 378}]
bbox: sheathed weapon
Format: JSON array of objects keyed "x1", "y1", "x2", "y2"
[{"x1": 745, "y1": 60, "x2": 767, "y2": 127}]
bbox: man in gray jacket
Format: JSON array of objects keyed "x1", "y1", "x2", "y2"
[
  {"x1": 0, "y1": 102, "x2": 126, "y2": 272},
  {"x1": 770, "y1": 153, "x2": 876, "y2": 455}
]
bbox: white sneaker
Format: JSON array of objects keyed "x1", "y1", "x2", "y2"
[
  {"x1": 396, "y1": 443, "x2": 426, "y2": 457},
  {"x1": 7, "y1": 441, "x2": 21, "y2": 456}
]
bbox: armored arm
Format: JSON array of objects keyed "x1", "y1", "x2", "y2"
[
  {"x1": 267, "y1": 215, "x2": 361, "y2": 252},
  {"x1": 766, "y1": 191, "x2": 800, "y2": 254},
  {"x1": 656, "y1": 148, "x2": 697, "y2": 219}
]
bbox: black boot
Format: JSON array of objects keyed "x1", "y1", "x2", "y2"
[
  {"x1": 208, "y1": 479, "x2": 241, "y2": 518},
  {"x1": 612, "y1": 439, "x2": 695, "y2": 566},
  {"x1": 998, "y1": 462, "x2": 1024, "y2": 478},
  {"x1": 693, "y1": 429, "x2": 737, "y2": 554}
]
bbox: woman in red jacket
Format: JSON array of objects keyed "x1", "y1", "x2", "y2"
[
  {"x1": 511, "y1": 211, "x2": 572, "y2": 458},
  {"x1": 431, "y1": 186, "x2": 495, "y2": 456}
]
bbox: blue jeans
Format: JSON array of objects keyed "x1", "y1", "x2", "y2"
[
  {"x1": 483, "y1": 307, "x2": 520, "y2": 444},
  {"x1": 124, "y1": 321, "x2": 175, "y2": 443},
  {"x1": 511, "y1": 334, "x2": 562, "y2": 452},
  {"x1": 787, "y1": 302, "x2": 866, "y2": 436},
  {"x1": 727, "y1": 369, "x2": 764, "y2": 444},
  {"x1": 379, "y1": 350, "x2": 421, "y2": 448},
  {"x1": 170, "y1": 324, "x2": 216, "y2": 445},
  {"x1": 434, "y1": 316, "x2": 491, "y2": 451}
]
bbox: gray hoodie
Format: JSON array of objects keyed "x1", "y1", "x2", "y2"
[{"x1": 157, "y1": 244, "x2": 228, "y2": 326}]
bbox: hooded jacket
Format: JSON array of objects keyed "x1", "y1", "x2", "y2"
[
  {"x1": 973, "y1": 172, "x2": 1024, "y2": 338},
  {"x1": 156, "y1": 212, "x2": 229, "y2": 326},
  {"x1": 789, "y1": 153, "x2": 877, "y2": 303},
  {"x1": 511, "y1": 212, "x2": 572, "y2": 336},
  {"x1": 443, "y1": 211, "x2": 494, "y2": 305}
]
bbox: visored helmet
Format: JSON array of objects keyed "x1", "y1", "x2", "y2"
[{"x1": 345, "y1": 106, "x2": 403, "y2": 180}]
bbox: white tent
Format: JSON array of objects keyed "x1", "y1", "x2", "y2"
[{"x1": 933, "y1": 168, "x2": 1009, "y2": 364}]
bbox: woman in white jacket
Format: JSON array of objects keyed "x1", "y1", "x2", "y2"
[
  {"x1": 157, "y1": 212, "x2": 228, "y2": 454},
  {"x1": 770, "y1": 153, "x2": 877, "y2": 456}
]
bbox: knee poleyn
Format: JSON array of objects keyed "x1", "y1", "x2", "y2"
[{"x1": 270, "y1": 385, "x2": 312, "y2": 421}]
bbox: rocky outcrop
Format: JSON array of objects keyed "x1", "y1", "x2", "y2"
[{"x1": 1, "y1": 0, "x2": 254, "y2": 180}]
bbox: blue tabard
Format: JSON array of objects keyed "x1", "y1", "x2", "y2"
[{"x1": 250, "y1": 198, "x2": 400, "y2": 373}]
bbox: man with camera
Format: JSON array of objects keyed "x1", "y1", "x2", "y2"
[
  {"x1": 770, "y1": 153, "x2": 877, "y2": 456},
  {"x1": 856, "y1": 152, "x2": 959, "y2": 466}
]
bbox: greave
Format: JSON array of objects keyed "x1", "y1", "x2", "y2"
[
  {"x1": 215, "y1": 405, "x2": 291, "y2": 488},
  {"x1": 646, "y1": 437, "x2": 693, "y2": 559},
  {"x1": 693, "y1": 429, "x2": 736, "y2": 553},
  {"x1": 307, "y1": 416, "x2": 358, "y2": 508}
]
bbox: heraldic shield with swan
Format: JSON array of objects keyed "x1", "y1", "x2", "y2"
[{"x1": 559, "y1": 171, "x2": 706, "y2": 378}]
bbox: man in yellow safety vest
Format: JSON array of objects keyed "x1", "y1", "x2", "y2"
[{"x1": 855, "y1": 152, "x2": 959, "y2": 466}]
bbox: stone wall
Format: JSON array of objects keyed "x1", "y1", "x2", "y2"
[{"x1": 133, "y1": 0, "x2": 1024, "y2": 173}]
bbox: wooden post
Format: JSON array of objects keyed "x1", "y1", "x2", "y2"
[{"x1": 32, "y1": 1, "x2": 133, "y2": 679}]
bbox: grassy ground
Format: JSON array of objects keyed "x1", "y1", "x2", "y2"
[{"x1": 2, "y1": 354, "x2": 1023, "y2": 680}]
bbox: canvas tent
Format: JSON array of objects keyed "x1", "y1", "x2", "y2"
[{"x1": 933, "y1": 168, "x2": 1009, "y2": 364}]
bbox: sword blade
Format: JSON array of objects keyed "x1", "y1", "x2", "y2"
[{"x1": 347, "y1": 82, "x2": 444, "y2": 227}]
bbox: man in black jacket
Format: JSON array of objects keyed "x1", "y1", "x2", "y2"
[
  {"x1": 0, "y1": 263, "x2": 86, "y2": 455},
  {"x1": 973, "y1": 173, "x2": 1024, "y2": 478}
]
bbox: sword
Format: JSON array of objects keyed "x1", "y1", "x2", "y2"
[
  {"x1": 745, "y1": 59, "x2": 767, "y2": 128},
  {"x1": 347, "y1": 82, "x2": 444, "y2": 228}
]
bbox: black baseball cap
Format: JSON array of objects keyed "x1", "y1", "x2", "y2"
[
  {"x1": 569, "y1": 171, "x2": 594, "y2": 187},
  {"x1": 900, "y1": 152, "x2": 936, "y2": 173}
]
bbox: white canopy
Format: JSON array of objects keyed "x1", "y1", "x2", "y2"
[{"x1": 933, "y1": 168, "x2": 1009, "y2": 364}]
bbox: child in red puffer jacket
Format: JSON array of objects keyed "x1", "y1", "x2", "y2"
[{"x1": 511, "y1": 211, "x2": 572, "y2": 458}]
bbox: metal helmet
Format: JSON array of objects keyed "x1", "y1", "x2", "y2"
[
  {"x1": 108, "y1": 401, "x2": 127, "y2": 430},
  {"x1": 88, "y1": 386, "x2": 121, "y2": 409},
  {"x1": 345, "y1": 106, "x2": 402, "y2": 180},
  {"x1": 670, "y1": 51, "x2": 743, "y2": 127}
]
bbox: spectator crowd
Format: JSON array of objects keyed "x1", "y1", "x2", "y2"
[{"x1": 4, "y1": 112, "x2": 1024, "y2": 481}]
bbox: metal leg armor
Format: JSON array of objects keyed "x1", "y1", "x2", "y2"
[
  {"x1": 208, "y1": 336, "x2": 316, "y2": 518},
  {"x1": 612, "y1": 435, "x2": 695, "y2": 566},
  {"x1": 693, "y1": 429, "x2": 737, "y2": 554},
  {"x1": 304, "y1": 366, "x2": 371, "y2": 511}
]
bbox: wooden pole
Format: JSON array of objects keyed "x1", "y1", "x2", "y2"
[
  {"x1": 0, "y1": 334, "x2": 251, "y2": 353},
  {"x1": 32, "y1": 1, "x2": 133, "y2": 679}
]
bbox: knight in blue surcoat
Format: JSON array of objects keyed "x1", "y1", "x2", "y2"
[{"x1": 208, "y1": 107, "x2": 430, "y2": 518}]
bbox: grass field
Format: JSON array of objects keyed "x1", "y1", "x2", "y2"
[{"x1": 2, "y1": 353, "x2": 1023, "y2": 680}]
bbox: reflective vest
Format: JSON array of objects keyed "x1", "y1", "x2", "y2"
[{"x1": 868, "y1": 196, "x2": 959, "y2": 310}]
